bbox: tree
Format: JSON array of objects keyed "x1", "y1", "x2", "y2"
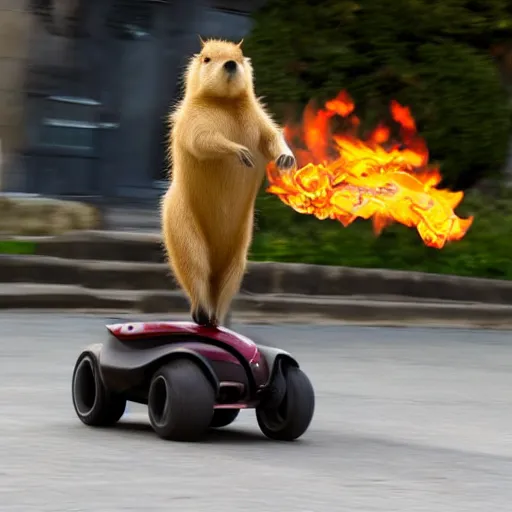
[{"x1": 245, "y1": 0, "x2": 512, "y2": 189}]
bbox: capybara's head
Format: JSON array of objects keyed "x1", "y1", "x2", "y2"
[{"x1": 185, "y1": 38, "x2": 254, "y2": 100}]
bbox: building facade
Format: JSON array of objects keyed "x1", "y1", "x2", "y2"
[
  {"x1": 0, "y1": 0, "x2": 33, "y2": 191},
  {"x1": 1, "y1": 0, "x2": 266, "y2": 203}
]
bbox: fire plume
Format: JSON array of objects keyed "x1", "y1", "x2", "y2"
[{"x1": 266, "y1": 91, "x2": 473, "y2": 248}]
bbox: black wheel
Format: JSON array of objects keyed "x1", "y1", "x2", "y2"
[
  {"x1": 256, "y1": 366, "x2": 315, "y2": 441},
  {"x1": 72, "y1": 352, "x2": 126, "y2": 427},
  {"x1": 209, "y1": 408, "x2": 240, "y2": 428},
  {"x1": 147, "y1": 359, "x2": 215, "y2": 441}
]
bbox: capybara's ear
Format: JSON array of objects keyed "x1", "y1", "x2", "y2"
[
  {"x1": 236, "y1": 38, "x2": 244, "y2": 48},
  {"x1": 198, "y1": 35, "x2": 206, "y2": 47}
]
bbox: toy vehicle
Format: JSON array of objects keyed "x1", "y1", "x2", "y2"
[{"x1": 71, "y1": 321, "x2": 315, "y2": 442}]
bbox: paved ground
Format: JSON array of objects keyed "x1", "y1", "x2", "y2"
[{"x1": 1, "y1": 312, "x2": 512, "y2": 512}]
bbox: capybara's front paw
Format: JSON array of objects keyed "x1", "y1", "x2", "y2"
[
  {"x1": 276, "y1": 154, "x2": 296, "y2": 171},
  {"x1": 237, "y1": 146, "x2": 255, "y2": 168}
]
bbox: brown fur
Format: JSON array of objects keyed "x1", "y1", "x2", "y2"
[{"x1": 161, "y1": 38, "x2": 295, "y2": 327}]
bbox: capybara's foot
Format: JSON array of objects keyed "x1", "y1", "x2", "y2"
[
  {"x1": 192, "y1": 306, "x2": 210, "y2": 326},
  {"x1": 191, "y1": 307, "x2": 219, "y2": 329},
  {"x1": 208, "y1": 315, "x2": 219, "y2": 328}
]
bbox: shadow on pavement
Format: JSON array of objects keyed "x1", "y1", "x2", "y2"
[{"x1": 114, "y1": 419, "x2": 280, "y2": 444}]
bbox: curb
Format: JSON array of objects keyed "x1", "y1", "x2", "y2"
[{"x1": 2, "y1": 284, "x2": 512, "y2": 328}]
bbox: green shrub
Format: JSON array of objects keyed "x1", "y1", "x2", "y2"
[
  {"x1": 245, "y1": 0, "x2": 512, "y2": 188},
  {"x1": 251, "y1": 188, "x2": 512, "y2": 280}
]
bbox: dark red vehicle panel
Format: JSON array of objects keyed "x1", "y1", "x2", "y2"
[{"x1": 106, "y1": 321, "x2": 260, "y2": 364}]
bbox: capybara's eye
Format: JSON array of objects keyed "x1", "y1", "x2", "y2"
[{"x1": 203, "y1": 57, "x2": 211, "y2": 63}]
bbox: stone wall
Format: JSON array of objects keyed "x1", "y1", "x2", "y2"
[{"x1": 0, "y1": 0, "x2": 33, "y2": 180}]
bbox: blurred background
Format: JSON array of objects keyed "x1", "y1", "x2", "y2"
[
  {"x1": 1, "y1": 0, "x2": 260, "y2": 203},
  {"x1": 3, "y1": 7, "x2": 512, "y2": 509},
  {"x1": 2, "y1": 0, "x2": 512, "y2": 279}
]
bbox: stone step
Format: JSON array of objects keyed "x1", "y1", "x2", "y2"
[
  {"x1": 3, "y1": 253, "x2": 512, "y2": 305},
  {"x1": 0, "y1": 230, "x2": 165, "y2": 262}
]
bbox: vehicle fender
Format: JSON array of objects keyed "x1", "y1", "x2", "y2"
[
  {"x1": 258, "y1": 345, "x2": 299, "y2": 387},
  {"x1": 98, "y1": 339, "x2": 221, "y2": 396},
  {"x1": 79, "y1": 343, "x2": 103, "y2": 361},
  {"x1": 73, "y1": 343, "x2": 107, "y2": 388},
  {"x1": 144, "y1": 348, "x2": 220, "y2": 395}
]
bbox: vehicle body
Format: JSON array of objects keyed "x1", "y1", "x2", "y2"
[{"x1": 71, "y1": 321, "x2": 315, "y2": 442}]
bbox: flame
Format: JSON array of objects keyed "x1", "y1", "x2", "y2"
[{"x1": 266, "y1": 91, "x2": 473, "y2": 249}]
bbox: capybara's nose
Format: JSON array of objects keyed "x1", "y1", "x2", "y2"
[{"x1": 224, "y1": 60, "x2": 237, "y2": 73}]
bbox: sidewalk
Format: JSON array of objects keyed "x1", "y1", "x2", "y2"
[{"x1": 2, "y1": 283, "x2": 512, "y2": 329}]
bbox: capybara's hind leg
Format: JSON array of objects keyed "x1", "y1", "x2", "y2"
[
  {"x1": 165, "y1": 234, "x2": 212, "y2": 324},
  {"x1": 211, "y1": 254, "x2": 246, "y2": 326},
  {"x1": 161, "y1": 198, "x2": 212, "y2": 323}
]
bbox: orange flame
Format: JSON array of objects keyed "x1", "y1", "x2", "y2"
[{"x1": 266, "y1": 91, "x2": 473, "y2": 249}]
